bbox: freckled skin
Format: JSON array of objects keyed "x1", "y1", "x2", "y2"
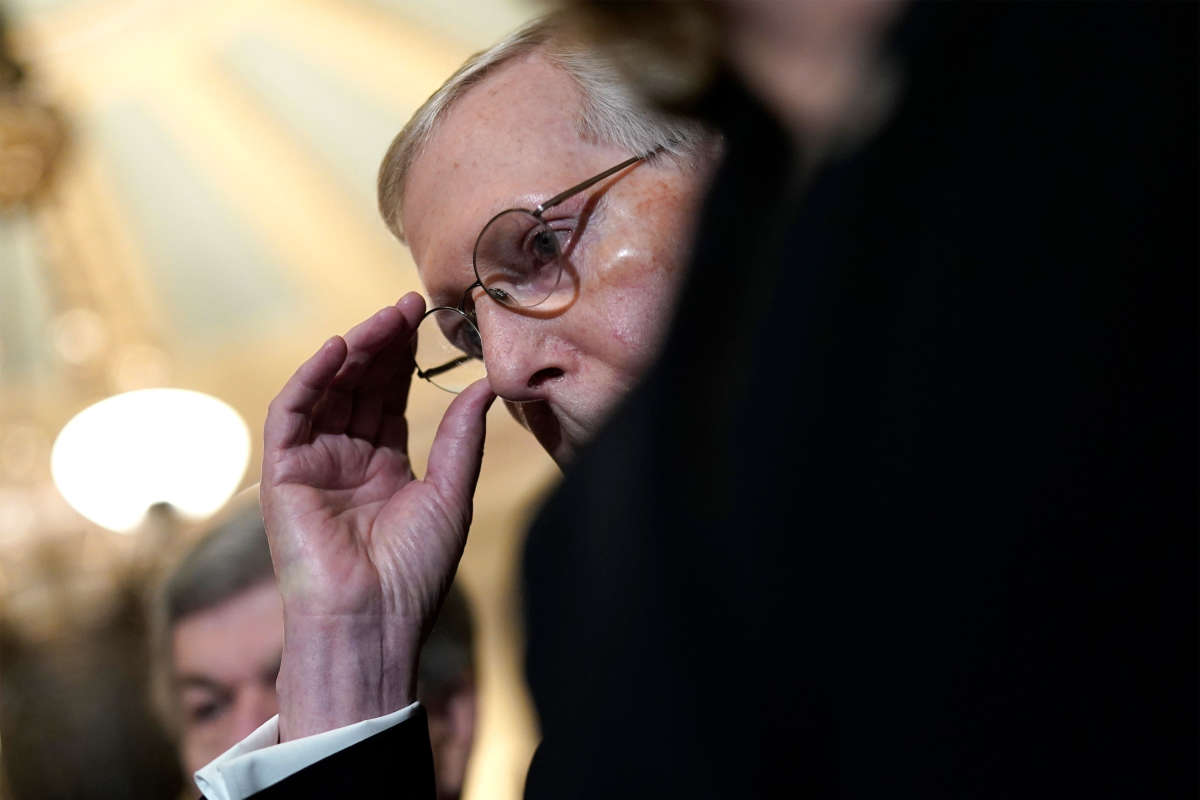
[{"x1": 401, "y1": 52, "x2": 714, "y2": 465}]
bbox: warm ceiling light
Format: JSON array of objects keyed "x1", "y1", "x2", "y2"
[{"x1": 50, "y1": 389, "x2": 250, "y2": 532}]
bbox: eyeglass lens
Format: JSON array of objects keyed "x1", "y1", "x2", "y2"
[
  {"x1": 473, "y1": 209, "x2": 566, "y2": 308},
  {"x1": 412, "y1": 307, "x2": 486, "y2": 394}
]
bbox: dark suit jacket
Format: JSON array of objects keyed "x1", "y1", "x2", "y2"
[{"x1": 250, "y1": 4, "x2": 1196, "y2": 797}]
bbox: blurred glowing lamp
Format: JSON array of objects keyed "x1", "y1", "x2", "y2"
[{"x1": 51, "y1": 389, "x2": 250, "y2": 532}]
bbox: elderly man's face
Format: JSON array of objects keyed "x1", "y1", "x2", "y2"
[{"x1": 402, "y1": 52, "x2": 709, "y2": 465}]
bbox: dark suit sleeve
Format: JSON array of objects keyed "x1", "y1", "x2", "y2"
[{"x1": 245, "y1": 706, "x2": 435, "y2": 799}]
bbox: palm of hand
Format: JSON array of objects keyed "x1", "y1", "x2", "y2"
[
  {"x1": 259, "y1": 297, "x2": 494, "y2": 739},
  {"x1": 267, "y1": 430, "x2": 465, "y2": 626},
  {"x1": 261, "y1": 300, "x2": 492, "y2": 631}
]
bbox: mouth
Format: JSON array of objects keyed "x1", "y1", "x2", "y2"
[{"x1": 504, "y1": 400, "x2": 576, "y2": 466}]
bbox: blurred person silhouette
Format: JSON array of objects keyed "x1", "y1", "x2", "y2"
[
  {"x1": 198, "y1": 2, "x2": 1193, "y2": 798},
  {"x1": 0, "y1": 566, "x2": 182, "y2": 799},
  {"x1": 157, "y1": 498, "x2": 477, "y2": 799}
]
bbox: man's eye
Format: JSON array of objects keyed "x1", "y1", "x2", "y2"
[
  {"x1": 523, "y1": 225, "x2": 569, "y2": 264},
  {"x1": 531, "y1": 229, "x2": 558, "y2": 261},
  {"x1": 185, "y1": 700, "x2": 226, "y2": 725}
]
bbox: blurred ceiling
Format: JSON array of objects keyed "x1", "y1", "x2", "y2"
[{"x1": 0, "y1": 1, "x2": 555, "y2": 796}]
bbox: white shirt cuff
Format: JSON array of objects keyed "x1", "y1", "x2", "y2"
[{"x1": 193, "y1": 702, "x2": 420, "y2": 799}]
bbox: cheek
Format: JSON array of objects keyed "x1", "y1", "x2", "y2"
[
  {"x1": 570, "y1": 255, "x2": 679, "y2": 384},
  {"x1": 182, "y1": 729, "x2": 222, "y2": 775},
  {"x1": 564, "y1": 169, "x2": 709, "y2": 379},
  {"x1": 582, "y1": 221, "x2": 691, "y2": 369}
]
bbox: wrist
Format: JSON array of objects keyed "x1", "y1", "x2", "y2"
[{"x1": 277, "y1": 612, "x2": 420, "y2": 741}]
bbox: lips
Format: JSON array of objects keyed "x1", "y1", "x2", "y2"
[{"x1": 505, "y1": 399, "x2": 571, "y2": 465}]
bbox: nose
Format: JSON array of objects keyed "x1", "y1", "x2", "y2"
[
  {"x1": 474, "y1": 302, "x2": 566, "y2": 402},
  {"x1": 230, "y1": 684, "x2": 279, "y2": 741}
]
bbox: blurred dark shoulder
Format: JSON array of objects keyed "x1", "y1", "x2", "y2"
[{"x1": 558, "y1": 2, "x2": 726, "y2": 118}]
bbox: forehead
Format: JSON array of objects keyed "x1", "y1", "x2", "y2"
[
  {"x1": 401, "y1": 51, "x2": 628, "y2": 287},
  {"x1": 171, "y1": 581, "x2": 282, "y2": 674}
]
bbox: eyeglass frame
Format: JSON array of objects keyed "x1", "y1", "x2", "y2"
[{"x1": 413, "y1": 150, "x2": 653, "y2": 387}]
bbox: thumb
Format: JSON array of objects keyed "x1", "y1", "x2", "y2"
[{"x1": 425, "y1": 379, "x2": 496, "y2": 512}]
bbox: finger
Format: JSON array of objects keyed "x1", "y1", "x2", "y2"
[
  {"x1": 358, "y1": 308, "x2": 420, "y2": 391},
  {"x1": 265, "y1": 336, "x2": 348, "y2": 452},
  {"x1": 377, "y1": 408, "x2": 409, "y2": 452},
  {"x1": 347, "y1": 338, "x2": 413, "y2": 441},
  {"x1": 313, "y1": 305, "x2": 409, "y2": 434},
  {"x1": 345, "y1": 391, "x2": 384, "y2": 441},
  {"x1": 345, "y1": 293, "x2": 423, "y2": 363},
  {"x1": 424, "y1": 379, "x2": 497, "y2": 513},
  {"x1": 394, "y1": 292, "x2": 426, "y2": 329},
  {"x1": 373, "y1": 295, "x2": 428, "y2": 446},
  {"x1": 331, "y1": 305, "x2": 409, "y2": 391},
  {"x1": 310, "y1": 380, "x2": 354, "y2": 435},
  {"x1": 344, "y1": 296, "x2": 425, "y2": 440},
  {"x1": 382, "y1": 293, "x2": 425, "y2": 408}
]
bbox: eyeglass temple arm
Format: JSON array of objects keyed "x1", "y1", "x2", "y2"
[
  {"x1": 458, "y1": 280, "x2": 483, "y2": 310},
  {"x1": 533, "y1": 151, "x2": 653, "y2": 216},
  {"x1": 417, "y1": 354, "x2": 474, "y2": 380}
]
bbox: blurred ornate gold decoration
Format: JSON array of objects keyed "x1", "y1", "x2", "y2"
[
  {"x1": 0, "y1": 83, "x2": 65, "y2": 207},
  {"x1": 0, "y1": 12, "x2": 64, "y2": 207}
]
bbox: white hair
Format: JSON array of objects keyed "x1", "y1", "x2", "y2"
[{"x1": 377, "y1": 13, "x2": 713, "y2": 242}]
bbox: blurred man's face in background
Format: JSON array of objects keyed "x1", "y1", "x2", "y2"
[
  {"x1": 170, "y1": 580, "x2": 283, "y2": 776},
  {"x1": 168, "y1": 579, "x2": 476, "y2": 796},
  {"x1": 401, "y1": 52, "x2": 711, "y2": 466}
]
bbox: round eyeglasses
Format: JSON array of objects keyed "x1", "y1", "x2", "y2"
[
  {"x1": 412, "y1": 152, "x2": 650, "y2": 393},
  {"x1": 412, "y1": 288, "x2": 486, "y2": 394}
]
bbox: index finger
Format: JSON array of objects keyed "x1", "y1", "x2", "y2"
[
  {"x1": 328, "y1": 296, "x2": 421, "y2": 393},
  {"x1": 380, "y1": 292, "x2": 428, "y2": 416},
  {"x1": 265, "y1": 335, "x2": 348, "y2": 452},
  {"x1": 311, "y1": 294, "x2": 426, "y2": 436}
]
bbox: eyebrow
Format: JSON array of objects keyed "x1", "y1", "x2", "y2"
[
  {"x1": 534, "y1": 154, "x2": 645, "y2": 215},
  {"x1": 173, "y1": 650, "x2": 282, "y2": 694},
  {"x1": 174, "y1": 674, "x2": 228, "y2": 693}
]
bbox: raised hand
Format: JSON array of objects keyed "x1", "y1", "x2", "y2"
[{"x1": 260, "y1": 292, "x2": 495, "y2": 740}]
